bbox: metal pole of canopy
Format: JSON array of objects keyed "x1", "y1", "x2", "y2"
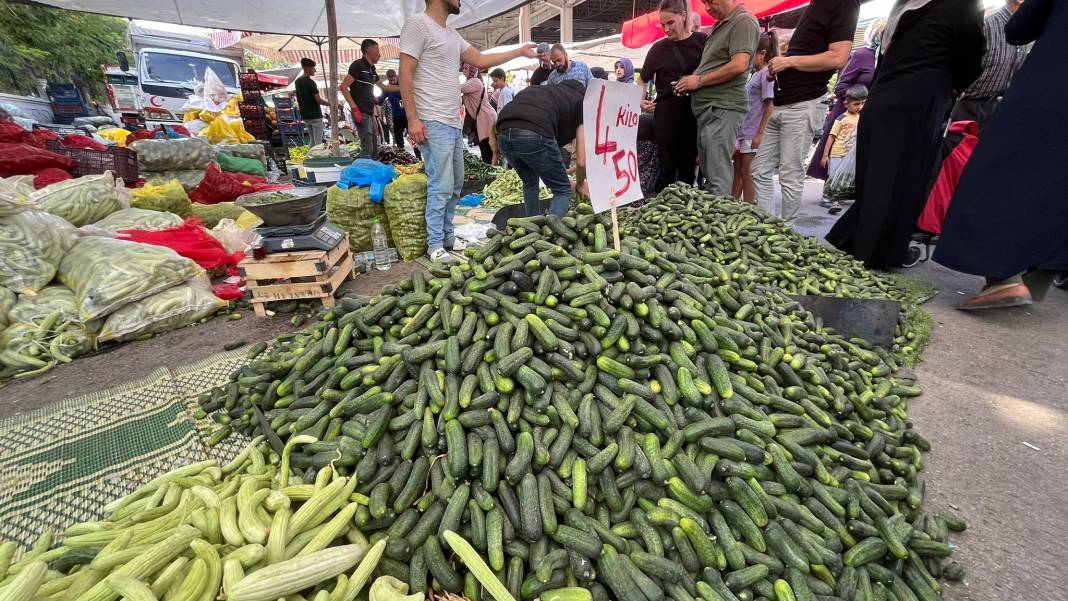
[{"x1": 325, "y1": 0, "x2": 341, "y2": 155}]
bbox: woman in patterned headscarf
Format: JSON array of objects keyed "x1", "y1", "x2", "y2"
[{"x1": 808, "y1": 20, "x2": 885, "y2": 182}]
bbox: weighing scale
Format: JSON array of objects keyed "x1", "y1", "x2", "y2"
[{"x1": 256, "y1": 214, "x2": 346, "y2": 253}]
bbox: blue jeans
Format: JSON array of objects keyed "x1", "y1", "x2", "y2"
[
  {"x1": 497, "y1": 128, "x2": 571, "y2": 218},
  {"x1": 418, "y1": 121, "x2": 464, "y2": 249}
]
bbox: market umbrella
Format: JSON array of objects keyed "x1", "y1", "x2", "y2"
[{"x1": 621, "y1": 0, "x2": 810, "y2": 48}]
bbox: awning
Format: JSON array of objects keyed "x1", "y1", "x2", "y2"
[
  {"x1": 216, "y1": 34, "x2": 401, "y2": 65},
  {"x1": 255, "y1": 72, "x2": 290, "y2": 87},
  {"x1": 622, "y1": 0, "x2": 810, "y2": 48},
  {"x1": 28, "y1": 0, "x2": 532, "y2": 37}
]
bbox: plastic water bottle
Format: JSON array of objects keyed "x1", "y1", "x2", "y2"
[{"x1": 372, "y1": 218, "x2": 390, "y2": 271}]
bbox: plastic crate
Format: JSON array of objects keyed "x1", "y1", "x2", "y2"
[
  {"x1": 45, "y1": 140, "x2": 139, "y2": 183},
  {"x1": 239, "y1": 103, "x2": 266, "y2": 120},
  {"x1": 275, "y1": 108, "x2": 299, "y2": 122},
  {"x1": 278, "y1": 122, "x2": 305, "y2": 135},
  {"x1": 239, "y1": 72, "x2": 262, "y2": 91},
  {"x1": 272, "y1": 95, "x2": 294, "y2": 110}
]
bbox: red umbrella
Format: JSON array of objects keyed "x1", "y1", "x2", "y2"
[{"x1": 622, "y1": 0, "x2": 810, "y2": 48}]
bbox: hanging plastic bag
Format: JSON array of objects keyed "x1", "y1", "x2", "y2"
[
  {"x1": 116, "y1": 219, "x2": 244, "y2": 271},
  {"x1": 824, "y1": 145, "x2": 857, "y2": 201},
  {"x1": 130, "y1": 137, "x2": 214, "y2": 172},
  {"x1": 0, "y1": 285, "x2": 93, "y2": 373},
  {"x1": 130, "y1": 179, "x2": 194, "y2": 217},
  {"x1": 96, "y1": 276, "x2": 225, "y2": 342},
  {"x1": 336, "y1": 159, "x2": 398, "y2": 203},
  {"x1": 0, "y1": 210, "x2": 80, "y2": 293},
  {"x1": 92, "y1": 207, "x2": 184, "y2": 232},
  {"x1": 383, "y1": 173, "x2": 428, "y2": 260},
  {"x1": 58, "y1": 236, "x2": 201, "y2": 321},
  {"x1": 31, "y1": 171, "x2": 123, "y2": 226},
  {"x1": 0, "y1": 175, "x2": 36, "y2": 216}
]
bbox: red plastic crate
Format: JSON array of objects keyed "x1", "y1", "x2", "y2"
[{"x1": 45, "y1": 140, "x2": 139, "y2": 184}]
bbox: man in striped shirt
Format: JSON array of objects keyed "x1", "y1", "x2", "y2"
[{"x1": 949, "y1": 0, "x2": 1032, "y2": 129}]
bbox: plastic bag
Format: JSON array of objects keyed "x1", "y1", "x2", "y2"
[
  {"x1": 216, "y1": 151, "x2": 266, "y2": 177},
  {"x1": 215, "y1": 143, "x2": 267, "y2": 168},
  {"x1": 190, "y1": 201, "x2": 259, "y2": 229},
  {"x1": 0, "y1": 210, "x2": 80, "y2": 292},
  {"x1": 130, "y1": 179, "x2": 194, "y2": 217},
  {"x1": 0, "y1": 286, "x2": 15, "y2": 330},
  {"x1": 130, "y1": 137, "x2": 214, "y2": 172},
  {"x1": 824, "y1": 145, "x2": 857, "y2": 201},
  {"x1": 32, "y1": 168, "x2": 72, "y2": 189},
  {"x1": 336, "y1": 159, "x2": 397, "y2": 202},
  {"x1": 200, "y1": 117, "x2": 253, "y2": 145},
  {"x1": 117, "y1": 220, "x2": 244, "y2": 271},
  {"x1": 96, "y1": 127, "x2": 132, "y2": 147},
  {"x1": 93, "y1": 207, "x2": 184, "y2": 232},
  {"x1": 0, "y1": 175, "x2": 36, "y2": 216},
  {"x1": 96, "y1": 276, "x2": 224, "y2": 342},
  {"x1": 58, "y1": 236, "x2": 201, "y2": 321},
  {"x1": 189, "y1": 163, "x2": 291, "y2": 204},
  {"x1": 327, "y1": 185, "x2": 391, "y2": 253},
  {"x1": 0, "y1": 285, "x2": 93, "y2": 372},
  {"x1": 31, "y1": 171, "x2": 123, "y2": 226},
  {"x1": 209, "y1": 219, "x2": 258, "y2": 253},
  {"x1": 917, "y1": 120, "x2": 980, "y2": 236},
  {"x1": 383, "y1": 173, "x2": 428, "y2": 260},
  {"x1": 0, "y1": 142, "x2": 76, "y2": 177},
  {"x1": 145, "y1": 169, "x2": 206, "y2": 193}
]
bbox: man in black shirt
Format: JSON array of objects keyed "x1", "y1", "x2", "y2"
[
  {"x1": 341, "y1": 39, "x2": 400, "y2": 158},
  {"x1": 495, "y1": 80, "x2": 588, "y2": 217},
  {"x1": 750, "y1": 0, "x2": 859, "y2": 225},
  {"x1": 294, "y1": 58, "x2": 332, "y2": 145}
]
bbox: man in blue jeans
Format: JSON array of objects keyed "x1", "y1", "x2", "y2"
[
  {"x1": 400, "y1": 0, "x2": 538, "y2": 263},
  {"x1": 495, "y1": 80, "x2": 588, "y2": 218}
]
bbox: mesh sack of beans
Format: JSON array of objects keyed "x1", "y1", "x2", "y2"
[
  {"x1": 144, "y1": 169, "x2": 207, "y2": 193},
  {"x1": 215, "y1": 143, "x2": 267, "y2": 167},
  {"x1": 0, "y1": 175, "x2": 36, "y2": 217},
  {"x1": 130, "y1": 179, "x2": 194, "y2": 217},
  {"x1": 383, "y1": 173, "x2": 428, "y2": 260},
  {"x1": 0, "y1": 285, "x2": 93, "y2": 376},
  {"x1": 0, "y1": 286, "x2": 14, "y2": 329},
  {"x1": 327, "y1": 184, "x2": 392, "y2": 252},
  {"x1": 0, "y1": 210, "x2": 79, "y2": 292},
  {"x1": 190, "y1": 201, "x2": 258, "y2": 229},
  {"x1": 58, "y1": 236, "x2": 201, "y2": 321},
  {"x1": 96, "y1": 276, "x2": 225, "y2": 342},
  {"x1": 31, "y1": 171, "x2": 123, "y2": 226},
  {"x1": 92, "y1": 207, "x2": 184, "y2": 232},
  {"x1": 130, "y1": 137, "x2": 214, "y2": 171}
]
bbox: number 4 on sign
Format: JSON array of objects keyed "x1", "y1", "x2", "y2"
[{"x1": 594, "y1": 86, "x2": 618, "y2": 161}]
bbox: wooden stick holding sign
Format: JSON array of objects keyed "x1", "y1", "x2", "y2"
[{"x1": 582, "y1": 79, "x2": 644, "y2": 248}]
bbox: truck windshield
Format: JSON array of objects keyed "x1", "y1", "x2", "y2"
[{"x1": 142, "y1": 52, "x2": 237, "y2": 88}]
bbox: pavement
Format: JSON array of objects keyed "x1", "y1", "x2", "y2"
[{"x1": 2, "y1": 181, "x2": 1066, "y2": 601}]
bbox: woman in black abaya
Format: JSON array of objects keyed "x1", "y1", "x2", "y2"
[{"x1": 825, "y1": 0, "x2": 984, "y2": 268}]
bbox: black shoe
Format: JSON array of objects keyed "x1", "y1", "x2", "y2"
[
  {"x1": 828, "y1": 202, "x2": 843, "y2": 215},
  {"x1": 902, "y1": 245, "x2": 923, "y2": 268}
]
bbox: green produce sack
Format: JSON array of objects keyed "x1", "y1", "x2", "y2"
[
  {"x1": 0, "y1": 286, "x2": 14, "y2": 330},
  {"x1": 215, "y1": 143, "x2": 268, "y2": 167},
  {"x1": 383, "y1": 173, "x2": 428, "y2": 260},
  {"x1": 217, "y1": 151, "x2": 267, "y2": 177},
  {"x1": 0, "y1": 175, "x2": 37, "y2": 217},
  {"x1": 58, "y1": 236, "x2": 201, "y2": 321},
  {"x1": 93, "y1": 207, "x2": 184, "y2": 232},
  {"x1": 130, "y1": 179, "x2": 194, "y2": 217},
  {"x1": 130, "y1": 137, "x2": 214, "y2": 172},
  {"x1": 31, "y1": 172, "x2": 122, "y2": 226},
  {"x1": 144, "y1": 169, "x2": 206, "y2": 192},
  {"x1": 0, "y1": 210, "x2": 79, "y2": 293},
  {"x1": 191, "y1": 202, "x2": 258, "y2": 229},
  {"x1": 0, "y1": 285, "x2": 93, "y2": 373},
  {"x1": 96, "y1": 277, "x2": 224, "y2": 342},
  {"x1": 327, "y1": 185, "x2": 392, "y2": 253}
]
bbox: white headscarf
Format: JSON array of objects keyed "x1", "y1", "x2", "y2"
[{"x1": 882, "y1": 0, "x2": 936, "y2": 53}]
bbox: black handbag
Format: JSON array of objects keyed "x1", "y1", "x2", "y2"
[{"x1": 463, "y1": 84, "x2": 486, "y2": 146}]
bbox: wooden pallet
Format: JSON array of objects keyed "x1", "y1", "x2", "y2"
[{"x1": 240, "y1": 236, "x2": 353, "y2": 317}]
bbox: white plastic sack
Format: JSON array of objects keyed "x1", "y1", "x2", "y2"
[
  {"x1": 825, "y1": 145, "x2": 857, "y2": 201},
  {"x1": 58, "y1": 236, "x2": 201, "y2": 321},
  {"x1": 31, "y1": 172, "x2": 123, "y2": 226},
  {"x1": 96, "y1": 276, "x2": 224, "y2": 342},
  {"x1": 0, "y1": 210, "x2": 80, "y2": 293},
  {"x1": 210, "y1": 219, "x2": 258, "y2": 254},
  {"x1": 0, "y1": 175, "x2": 37, "y2": 217}
]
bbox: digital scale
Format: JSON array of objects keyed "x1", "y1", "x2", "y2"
[{"x1": 256, "y1": 214, "x2": 346, "y2": 253}]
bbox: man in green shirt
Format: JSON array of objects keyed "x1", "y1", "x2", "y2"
[
  {"x1": 674, "y1": 0, "x2": 758, "y2": 196},
  {"x1": 294, "y1": 58, "x2": 332, "y2": 145}
]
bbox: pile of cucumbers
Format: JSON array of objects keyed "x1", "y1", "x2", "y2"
[{"x1": 199, "y1": 200, "x2": 963, "y2": 601}]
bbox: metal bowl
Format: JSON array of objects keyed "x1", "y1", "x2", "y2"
[{"x1": 236, "y1": 186, "x2": 327, "y2": 227}]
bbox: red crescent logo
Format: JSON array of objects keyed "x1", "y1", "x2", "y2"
[{"x1": 149, "y1": 96, "x2": 164, "y2": 107}]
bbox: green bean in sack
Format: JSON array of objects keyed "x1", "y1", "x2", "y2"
[
  {"x1": 383, "y1": 173, "x2": 428, "y2": 260},
  {"x1": 0, "y1": 286, "x2": 15, "y2": 330},
  {"x1": 31, "y1": 172, "x2": 123, "y2": 226},
  {"x1": 92, "y1": 207, "x2": 184, "y2": 232},
  {"x1": 0, "y1": 210, "x2": 79, "y2": 293},
  {"x1": 96, "y1": 276, "x2": 225, "y2": 342},
  {"x1": 0, "y1": 285, "x2": 93, "y2": 376}
]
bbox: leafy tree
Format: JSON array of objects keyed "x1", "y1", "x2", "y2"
[
  {"x1": 0, "y1": 1, "x2": 127, "y2": 100},
  {"x1": 244, "y1": 51, "x2": 290, "y2": 72}
]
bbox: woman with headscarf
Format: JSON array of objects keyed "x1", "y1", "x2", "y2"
[
  {"x1": 808, "y1": 20, "x2": 883, "y2": 181},
  {"x1": 461, "y1": 64, "x2": 498, "y2": 164},
  {"x1": 933, "y1": 0, "x2": 1068, "y2": 310},
  {"x1": 639, "y1": 0, "x2": 708, "y2": 192},
  {"x1": 614, "y1": 58, "x2": 635, "y2": 83},
  {"x1": 826, "y1": 0, "x2": 984, "y2": 269}
]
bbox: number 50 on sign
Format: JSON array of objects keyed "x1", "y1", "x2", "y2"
[{"x1": 582, "y1": 79, "x2": 645, "y2": 214}]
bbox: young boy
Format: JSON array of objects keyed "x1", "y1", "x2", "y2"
[{"x1": 821, "y1": 85, "x2": 867, "y2": 214}]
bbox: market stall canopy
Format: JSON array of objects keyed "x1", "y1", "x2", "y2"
[
  {"x1": 621, "y1": 0, "x2": 809, "y2": 48},
  {"x1": 215, "y1": 34, "x2": 401, "y2": 65},
  {"x1": 489, "y1": 35, "x2": 646, "y2": 75},
  {"x1": 27, "y1": 0, "x2": 532, "y2": 36}
]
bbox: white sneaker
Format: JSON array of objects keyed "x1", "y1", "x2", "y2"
[{"x1": 429, "y1": 247, "x2": 453, "y2": 263}]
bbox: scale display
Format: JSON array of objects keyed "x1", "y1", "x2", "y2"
[{"x1": 257, "y1": 214, "x2": 346, "y2": 253}]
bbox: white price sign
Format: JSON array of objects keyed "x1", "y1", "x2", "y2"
[{"x1": 582, "y1": 79, "x2": 645, "y2": 214}]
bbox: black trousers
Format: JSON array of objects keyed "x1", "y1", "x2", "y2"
[
  {"x1": 948, "y1": 97, "x2": 1000, "y2": 132},
  {"x1": 478, "y1": 138, "x2": 493, "y2": 164},
  {"x1": 392, "y1": 115, "x2": 420, "y2": 159}
]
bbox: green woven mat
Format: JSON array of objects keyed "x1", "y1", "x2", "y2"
[{"x1": 0, "y1": 350, "x2": 253, "y2": 551}]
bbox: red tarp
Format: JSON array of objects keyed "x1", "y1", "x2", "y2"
[{"x1": 622, "y1": 0, "x2": 810, "y2": 48}]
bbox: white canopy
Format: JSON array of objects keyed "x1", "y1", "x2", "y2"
[{"x1": 30, "y1": 0, "x2": 530, "y2": 37}]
